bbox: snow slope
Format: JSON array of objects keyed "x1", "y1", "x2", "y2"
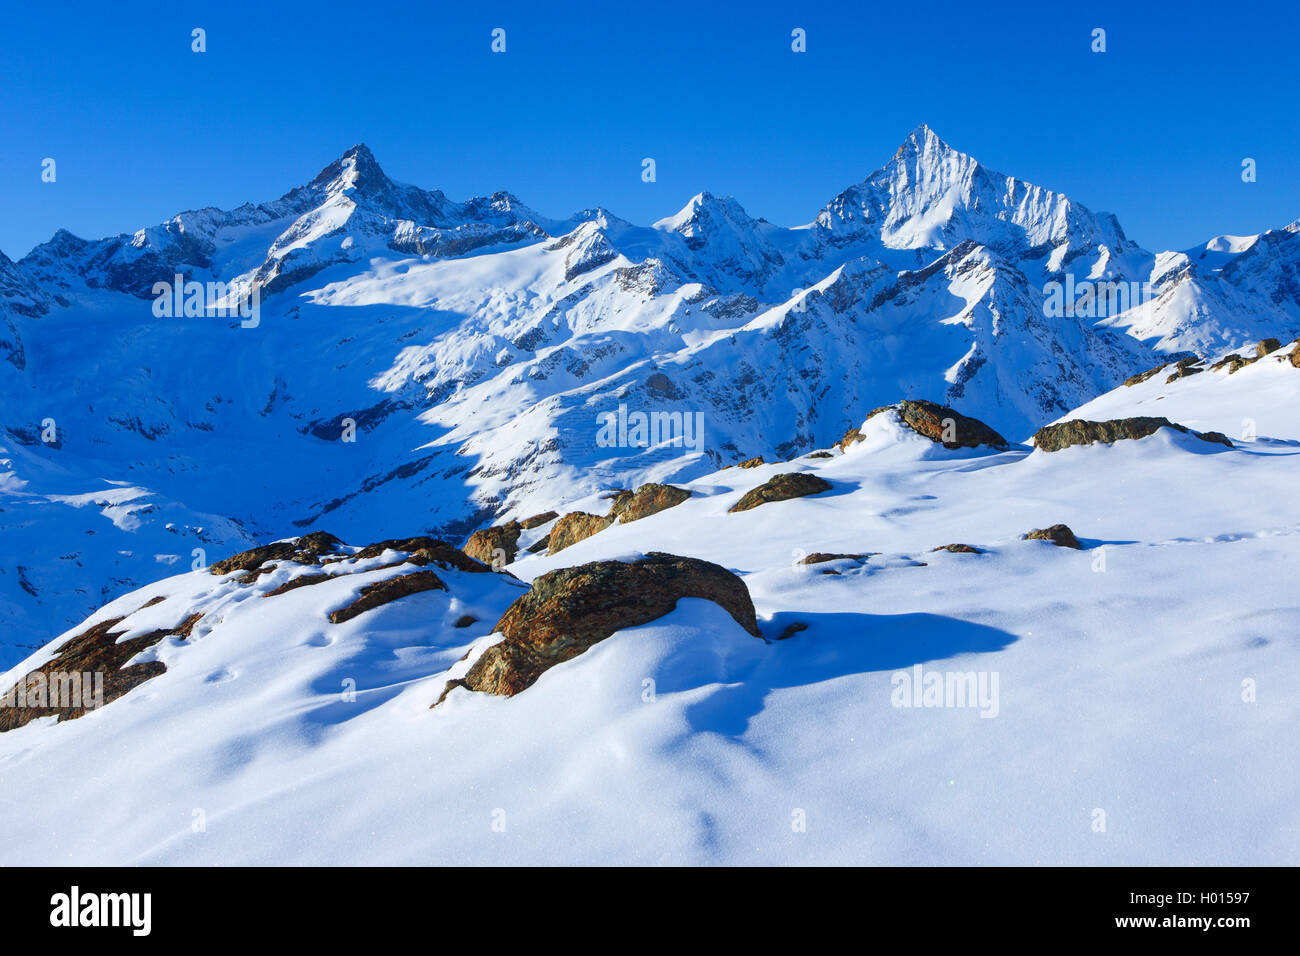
[{"x1": 1, "y1": 366, "x2": 1297, "y2": 865}]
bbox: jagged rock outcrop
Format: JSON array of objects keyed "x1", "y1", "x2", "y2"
[
  {"x1": 729, "y1": 473, "x2": 832, "y2": 513},
  {"x1": 1033, "y1": 417, "x2": 1233, "y2": 452},
  {"x1": 439, "y1": 553, "x2": 760, "y2": 699},
  {"x1": 866, "y1": 400, "x2": 1009, "y2": 449}
]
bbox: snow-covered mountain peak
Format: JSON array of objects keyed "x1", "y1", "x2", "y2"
[
  {"x1": 817, "y1": 125, "x2": 1134, "y2": 260},
  {"x1": 307, "y1": 143, "x2": 388, "y2": 195},
  {"x1": 656, "y1": 191, "x2": 750, "y2": 235}
]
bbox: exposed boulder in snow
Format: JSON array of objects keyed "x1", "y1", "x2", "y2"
[
  {"x1": 547, "y1": 512, "x2": 615, "y2": 554},
  {"x1": 1257, "y1": 338, "x2": 1282, "y2": 357},
  {"x1": 798, "y1": 552, "x2": 871, "y2": 566},
  {"x1": 1033, "y1": 417, "x2": 1232, "y2": 452},
  {"x1": 1209, "y1": 353, "x2": 1251, "y2": 374},
  {"x1": 263, "y1": 573, "x2": 332, "y2": 597},
  {"x1": 441, "y1": 553, "x2": 761, "y2": 699},
  {"x1": 520, "y1": 511, "x2": 558, "y2": 530},
  {"x1": 0, "y1": 608, "x2": 202, "y2": 733},
  {"x1": 464, "y1": 522, "x2": 522, "y2": 567},
  {"x1": 729, "y1": 473, "x2": 833, "y2": 513},
  {"x1": 327, "y1": 570, "x2": 446, "y2": 624},
  {"x1": 607, "y1": 483, "x2": 691, "y2": 523},
  {"x1": 209, "y1": 531, "x2": 345, "y2": 576},
  {"x1": 866, "y1": 399, "x2": 1008, "y2": 450},
  {"x1": 341, "y1": 538, "x2": 491, "y2": 575},
  {"x1": 734, "y1": 456, "x2": 765, "y2": 469},
  {"x1": 1024, "y1": 524, "x2": 1082, "y2": 549},
  {"x1": 1165, "y1": 359, "x2": 1206, "y2": 383},
  {"x1": 931, "y1": 543, "x2": 983, "y2": 554},
  {"x1": 1124, "y1": 355, "x2": 1198, "y2": 386},
  {"x1": 539, "y1": 484, "x2": 692, "y2": 556}
]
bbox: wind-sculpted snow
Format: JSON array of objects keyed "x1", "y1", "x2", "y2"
[
  {"x1": 2, "y1": 127, "x2": 1299, "y2": 659},
  {"x1": 2, "y1": 374, "x2": 1298, "y2": 864}
]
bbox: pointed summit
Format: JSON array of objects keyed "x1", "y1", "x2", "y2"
[
  {"x1": 655, "y1": 191, "x2": 756, "y2": 237},
  {"x1": 894, "y1": 123, "x2": 957, "y2": 158},
  {"x1": 816, "y1": 124, "x2": 1134, "y2": 255},
  {"x1": 308, "y1": 143, "x2": 392, "y2": 195}
]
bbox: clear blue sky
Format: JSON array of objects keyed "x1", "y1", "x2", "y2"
[{"x1": 2, "y1": 0, "x2": 1297, "y2": 258}]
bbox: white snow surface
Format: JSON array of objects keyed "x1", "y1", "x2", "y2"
[{"x1": 1, "y1": 365, "x2": 1298, "y2": 865}]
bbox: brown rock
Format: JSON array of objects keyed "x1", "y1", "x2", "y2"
[
  {"x1": 879, "y1": 399, "x2": 1009, "y2": 449},
  {"x1": 930, "y1": 543, "x2": 983, "y2": 554},
  {"x1": 1257, "y1": 338, "x2": 1282, "y2": 357},
  {"x1": 328, "y1": 570, "x2": 446, "y2": 624},
  {"x1": 210, "y1": 531, "x2": 343, "y2": 575},
  {"x1": 1166, "y1": 365, "x2": 1204, "y2": 382},
  {"x1": 352, "y1": 538, "x2": 490, "y2": 573},
  {"x1": 606, "y1": 483, "x2": 691, "y2": 524},
  {"x1": 263, "y1": 572, "x2": 332, "y2": 597},
  {"x1": 464, "y1": 522, "x2": 522, "y2": 567},
  {"x1": 1024, "y1": 524, "x2": 1082, "y2": 550},
  {"x1": 547, "y1": 512, "x2": 614, "y2": 554},
  {"x1": 798, "y1": 552, "x2": 870, "y2": 565},
  {"x1": 1209, "y1": 353, "x2": 1251, "y2": 374},
  {"x1": 837, "y1": 427, "x2": 862, "y2": 451},
  {"x1": 806, "y1": 451, "x2": 834, "y2": 459},
  {"x1": 736, "y1": 456, "x2": 765, "y2": 469},
  {"x1": 444, "y1": 553, "x2": 760, "y2": 699},
  {"x1": 0, "y1": 611, "x2": 203, "y2": 732},
  {"x1": 520, "y1": 511, "x2": 558, "y2": 530},
  {"x1": 1124, "y1": 363, "x2": 1170, "y2": 387},
  {"x1": 453, "y1": 615, "x2": 478, "y2": 628},
  {"x1": 776, "y1": 622, "x2": 808, "y2": 640},
  {"x1": 728, "y1": 472, "x2": 832, "y2": 513},
  {"x1": 1033, "y1": 417, "x2": 1232, "y2": 451}
]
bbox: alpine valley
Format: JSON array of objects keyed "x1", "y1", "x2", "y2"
[{"x1": 1, "y1": 127, "x2": 1298, "y2": 865}]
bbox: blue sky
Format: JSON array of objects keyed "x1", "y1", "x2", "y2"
[{"x1": 1, "y1": 0, "x2": 1297, "y2": 258}]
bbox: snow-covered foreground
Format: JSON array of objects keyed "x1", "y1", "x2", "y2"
[{"x1": 1, "y1": 360, "x2": 1297, "y2": 865}]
